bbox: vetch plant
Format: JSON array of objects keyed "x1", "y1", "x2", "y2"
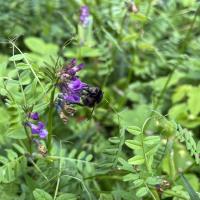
[{"x1": 0, "y1": 1, "x2": 200, "y2": 199}]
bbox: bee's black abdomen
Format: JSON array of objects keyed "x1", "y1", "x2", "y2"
[{"x1": 82, "y1": 86, "x2": 103, "y2": 107}]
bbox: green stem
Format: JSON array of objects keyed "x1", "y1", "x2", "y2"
[
  {"x1": 24, "y1": 126, "x2": 32, "y2": 154},
  {"x1": 119, "y1": 11, "x2": 127, "y2": 35},
  {"x1": 180, "y1": 5, "x2": 200, "y2": 52},
  {"x1": 53, "y1": 141, "x2": 63, "y2": 200},
  {"x1": 141, "y1": 117, "x2": 152, "y2": 172},
  {"x1": 152, "y1": 68, "x2": 175, "y2": 112},
  {"x1": 47, "y1": 87, "x2": 56, "y2": 152},
  {"x1": 147, "y1": 187, "x2": 160, "y2": 200},
  {"x1": 146, "y1": 0, "x2": 152, "y2": 16},
  {"x1": 167, "y1": 139, "x2": 176, "y2": 182}
]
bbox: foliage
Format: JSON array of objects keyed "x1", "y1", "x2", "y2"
[{"x1": 0, "y1": 0, "x2": 200, "y2": 199}]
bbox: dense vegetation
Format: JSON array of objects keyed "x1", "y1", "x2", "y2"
[{"x1": 0, "y1": 0, "x2": 200, "y2": 199}]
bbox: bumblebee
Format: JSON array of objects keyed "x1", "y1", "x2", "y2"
[{"x1": 82, "y1": 86, "x2": 103, "y2": 107}]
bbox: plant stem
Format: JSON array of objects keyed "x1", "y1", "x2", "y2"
[
  {"x1": 180, "y1": 5, "x2": 200, "y2": 52},
  {"x1": 24, "y1": 126, "x2": 32, "y2": 154},
  {"x1": 147, "y1": 187, "x2": 160, "y2": 200},
  {"x1": 141, "y1": 117, "x2": 152, "y2": 172},
  {"x1": 53, "y1": 141, "x2": 63, "y2": 200},
  {"x1": 152, "y1": 68, "x2": 175, "y2": 112},
  {"x1": 47, "y1": 87, "x2": 56, "y2": 152},
  {"x1": 146, "y1": 0, "x2": 152, "y2": 16}
]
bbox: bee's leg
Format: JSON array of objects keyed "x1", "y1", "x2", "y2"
[{"x1": 88, "y1": 106, "x2": 95, "y2": 120}]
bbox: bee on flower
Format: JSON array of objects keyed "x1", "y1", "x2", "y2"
[{"x1": 56, "y1": 58, "x2": 103, "y2": 123}]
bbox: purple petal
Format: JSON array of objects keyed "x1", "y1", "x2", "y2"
[
  {"x1": 70, "y1": 58, "x2": 77, "y2": 66},
  {"x1": 29, "y1": 112, "x2": 39, "y2": 120},
  {"x1": 68, "y1": 78, "x2": 87, "y2": 91},
  {"x1": 59, "y1": 83, "x2": 69, "y2": 93},
  {"x1": 64, "y1": 93, "x2": 81, "y2": 103},
  {"x1": 39, "y1": 129, "x2": 48, "y2": 138},
  {"x1": 80, "y1": 6, "x2": 90, "y2": 26},
  {"x1": 27, "y1": 122, "x2": 40, "y2": 134},
  {"x1": 68, "y1": 63, "x2": 84, "y2": 75},
  {"x1": 38, "y1": 121, "x2": 45, "y2": 130}
]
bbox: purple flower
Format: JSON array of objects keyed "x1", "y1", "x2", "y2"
[
  {"x1": 80, "y1": 6, "x2": 90, "y2": 27},
  {"x1": 59, "y1": 77, "x2": 87, "y2": 104},
  {"x1": 27, "y1": 121, "x2": 48, "y2": 139},
  {"x1": 68, "y1": 77, "x2": 87, "y2": 91},
  {"x1": 64, "y1": 93, "x2": 81, "y2": 103},
  {"x1": 61, "y1": 59, "x2": 84, "y2": 78},
  {"x1": 67, "y1": 63, "x2": 84, "y2": 75},
  {"x1": 66, "y1": 59, "x2": 84, "y2": 75},
  {"x1": 29, "y1": 112, "x2": 39, "y2": 120},
  {"x1": 57, "y1": 59, "x2": 87, "y2": 104}
]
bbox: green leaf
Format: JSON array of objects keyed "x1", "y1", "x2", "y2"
[
  {"x1": 19, "y1": 70, "x2": 31, "y2": 85},
  {"x1": 102, "y1": 27, "x2": 123, "y2": 52},
  {"x1": 130, "y1": 13, "x2": 148, "y2": 22},
  {"x1": 114, "y1": 105, "x2": 151, "y2": 128},
  {"x1": 109, "y1": 137, "x2": 120, "y2": 144},
  {"x1": 138, "y1": 42, "x2": 156, "y2": 52},
  {"x1": 24, "y1": 37, "x2": 58, "y2": 55},
  {"x1": 7, "y1": 125, "x2": 26, "y2": 139},
  {"x1": 188, "y1": 87, "x2": 200, "y2": 116},
  {"x1": 128, "y1": 155, "x2": 144, "y2": 165},
  {"x1": 99, "y1": 193, "x2": 113, "y2": 200},
  {"x1": 172, "y1": 85, "x2": 192, "y2": 103},
  {"x1": 12, "y1": 143, "x2": 25, "y2": 154},
  {"x1": 33, "y1": 189, "x2": 53, "y2": 200},
  {"x1": 123, "y1": 173, "x2": 139, "y2": 182},
  {"x1": 16, "y1": 62, "x2": 30, "y2": 70},
  {"x1": 197, "y1": 141, "x2": 200, "y2": 153},
  {"x1": 5, "y1": 149, "x2": 18, "y2": 161},
  {"x1": 65, "y1": 47, "x2": 102, "y2": 58},
  {"x1": 133, "y1": 179, "x2": 144, "y2": 187},
  {"x1": 146, "y1": 177, "x2": 161, "y2": 185},
  {"x1": 86, "y1": 154, "x2": 93, "y2": 161},
  {"x1": 126, "y1": 126, "x2": 141, "y2": 135},
  {"x1": 24, "y1": 37, "x2": 46, "y2": 54},
  {"x1": 125, "y1": 140, "x2": 142, "y2": 150},
  {"x1": 9, "y1": 54, "x2": 24, "y2": 61},
  {"x1": 122, "y1": 33, "x2": 139, "y2": 42},
  {"x1": 0, "y1": 152, "x2": 26, "y2": 183},
  {"x1": 56, "y1": 193, "x2": 77, "y2": 200},
  {"x1": 144, "y1": 136, "x2": 160, "y2": 145},
  {"x1": 136, "y1": 187, "x2": 148, "y2": 198}
]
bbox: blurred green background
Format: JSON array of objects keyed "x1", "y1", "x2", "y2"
[{"x1": 0, "y1": 0, "x2": 200, "y2": 199}]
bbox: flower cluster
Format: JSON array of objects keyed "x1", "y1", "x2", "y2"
[
  {"x1": 26, "y1": 112, "x2": 48, "y2": 139},
  {"x1": 58, "y1": 59, "x2": 87, "y2": 104},
  {"x1": 80, "y1": 6, "x2": 90, "y2": 27},
  {"x1": 56, "y1": 59, "x2": 103, "y2": 123}
]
